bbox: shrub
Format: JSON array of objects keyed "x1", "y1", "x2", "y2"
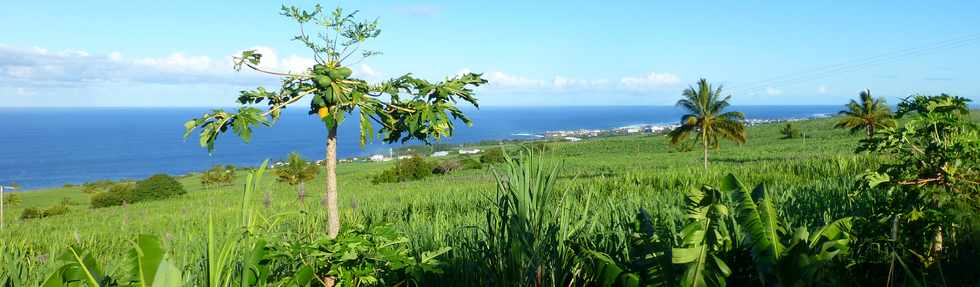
[
  {"x1": 461, "y1": 157, "x2": 483, "y2": 170},
  {"x1": 133, "y1": 174, "x2": 186, "y2": 201},
  {"x1": 90, "y1": 183, "x2": 137, "y2": 208},
  {"x1": 20, "y1": 205, "x2": 71, "y2": 220},
  {"x1": 480, "y1": 148, "x2": 507, "y2": 164},
  {"x1": 20, "y1": 208, "x2": 43, "y2": 220},
  {"x1": 81, "y1": 180, "x2": 115, "y2": 194},
  {"x1": 372, "y1": 156, "x2": 435, "y2": 184},
  {"x1": 780, "y1": 123, "x2": 801, "y2": 139},
  {"x1": 200, "y1": 164, "x2": 236, "y2": 187},
  {"x1": 433, "y1": 160, "x2": 462, "y2": 175},
  {"x1": 42, "y1": 205, "x2": 70, "y2": 217}
]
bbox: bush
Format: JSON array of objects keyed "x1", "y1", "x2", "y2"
[
  {"x1": 90, "y1": 175, "x2": 184, "y2": 209},
  {"x1": 81, "y1": 180, "x2": 115, "y2": 194},
  {"x1": 372, "y1": 156, "x2": 435, "y2": 184},
  {"x1": 780, "y1": 123, "x2": 801, "y2": 139},
  {"x1": 90, "y1": 183, "x2": 137, "y2": 208},
  {"x1": 480, "y1": 148, "x2": 507, "y2": 164},
  {"x1": 20, "y1": 208, "x2": 43, "y2": 219},
  {"x1": 133, "y1": 174, "x2": 186, "y2": 201},
  {"x1": 433, "y1": 160, "x2": 462, "y2": 175},
  {"x1": 461, "y1": 157, "x2": 483, "y2": 170},
  {"x1": 20, "y1": 205, "x2": 71, "y2": 220},
  {"x1": 200, "y1": 165, "x2": 236, "y2": 187},
  {"x1": 42, "y1": 205, "x2": 70, "y2": 217}
]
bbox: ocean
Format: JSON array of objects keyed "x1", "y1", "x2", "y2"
[{"x1": 0, "y1": 106, "x2": 839, "y2": 190}]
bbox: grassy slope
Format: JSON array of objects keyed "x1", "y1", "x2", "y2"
[{"x1": 2, "y1": 112, "x2": 976, "y2": 277}]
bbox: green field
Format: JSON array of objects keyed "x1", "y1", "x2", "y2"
[{"x1": 2, "y1": 113, "x2": 978, "y2": 286}]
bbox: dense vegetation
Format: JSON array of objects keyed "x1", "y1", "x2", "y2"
[
  {"x1": 89, "y1": 174, "x2": 185, "y2": 209},
  {"x1": 2, "y1": 109, "x2": 977, "y2": 286}
]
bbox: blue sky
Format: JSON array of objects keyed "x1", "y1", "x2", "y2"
[{"x1": 1, "y1": 1, "x2": 978, "y2": 107}]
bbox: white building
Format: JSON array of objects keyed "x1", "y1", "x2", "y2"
[
  {"x1": 564, "y1": 137, "x2": 582, "y2": 142},
  {"x1": 369, "y1": 154, "x2": 385, "y2": 162},
  {"x1": 459, "y1": 148, "x2": 481, "y2": 155},
  {"x1": 431, "y1": 151, "x2": 450, "y2": 157}
]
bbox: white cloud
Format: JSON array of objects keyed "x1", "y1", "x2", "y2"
[
  {"x1": 817, "y1": 85, "x2": 828, "y2": 94},
  {"x1": 134, "y1": 52, "x2": 217, "y2": 72},
  {"x1": 619, "y1": 72, "x2": 681, "y2": 90},
  {"x1": 766, "y1": 86, "x2": 783, "y2": 96},
  {"x1": 486, "y1": 71, "x2": 546, "y2": 89},
  {"x1": 0, "y1": 44, "x2": 320, "y2": 87},
  {"x1": 356, "y1": 64, "x2": 380, "y2": 78}
]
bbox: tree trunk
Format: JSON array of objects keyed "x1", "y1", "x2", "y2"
[
  {"x1": 702, "y1": 127, "x2": 709, "y2": 170},
  {"x1": 297, "y1": 181, "x2": 306, "y2": 203},
  {"x1": 325, "y1": 125, "x2": 340, "y2": 238}
]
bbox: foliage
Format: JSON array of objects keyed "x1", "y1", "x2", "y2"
[
  {"x1": 182, "y1": 3, "x2": 486, "y2": 239},
  {"x1": 90, "y1": 183, "x2": 136, "y2": 208},
  {"x1": 81, "y1": 180, "x2": 116, "y2": 194},
  {"x1": 274, "y1": 152, "x2": 319, "y2": 186},
  {"x1": 855, "y1": 94, "x2": 979, "y2": 280},
  {"x1": 726, "y1": 175, "x2": 853, "y2": 286},
  {"x1": 90, "y1": 175, "x2": 185, "y2": 208},
  {"x1": 40, "y1": 235, "x2": 182, "y2": 286},
  {"x1": 433, "y1": 159, "x2": 462, "y2": 174},
  {"x1": 460, "y1": 156, "x2": 484, "y2": 170},
  {"x1": 461, "y1": 151, "x2": 593, "y2": 286},
  {"x1": 780, "y1": 123, "x2": 801, "y2": 139},
  {"x1": 20, "y1": 204, "x2": 71, "y2": 220},
  {"x1": 2, "y1": 193, "x2": 20, "y2": 207},
  {"x1": 480, "y1": 147, "x2": 507, "y2": 164},
  {"x1": 19, "y1": 207, "x2": 43, "y2": 220},
  {"x1": 372, "y1": 156, "x2": 435, "y2": 184},
  {"x1": 834, "y1": 89, "x2": 896, "y2": 138},
  {"x1": 9, "y1": 115, "x2": 980, "y2": 286},
  {"x1": 133, "y1": 174, "x2": 186, "y2": 201},
  {"x1": 267, "y1": 224, "x2": 451, "y2": 286},
  {"x1": 668, "y1": 78, "x2": 746, "y2": 169},
  {"x1": 200, "y1": 165, "x2": 236, "y2": 188}
]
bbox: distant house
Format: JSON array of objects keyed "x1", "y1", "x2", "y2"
[
  {"x1": 369, "y1": 154, "x2": 385, "y2": 162},
  {"x1": 397, "y1": 155, "x2": 413, "y2": 160},
  {"x1": 564, "y1": 137, "x2": 582, "y2": 142},
  {"x1": 459, "y1": 148, "x2": 481, "y2": 155},
  {"x1": 431, "y1": 151, "x2": 450, "y2": 157}
]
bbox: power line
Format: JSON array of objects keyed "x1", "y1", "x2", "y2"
[{"x1": 728, "y1": 33, "x2": 980, "y2": 95}]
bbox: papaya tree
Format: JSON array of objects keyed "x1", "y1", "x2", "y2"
[{"x1": 184, "y1": 4, "x2": 487, "y2": 238}]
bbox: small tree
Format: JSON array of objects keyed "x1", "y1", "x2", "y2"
[
  {"x1": 667, "y1": 78, "x2": 746, "y2": 169},
  {"x1": 200, "y1": 165, "x2": 235, "y2": 188},
  {"x1": 835, "y1": 89, "x2": 896, "y2": 138},
  {"x1": 184, "y1": 4, "x2": 486, "y2": 238},
  {"x1": 780, "y1": 123, "x2": 800, "y2": 139},
  {"x1": 275, "y1": 152, "x2": 320, "y2": 202},
  {"x1": 857, "y1": 94, "x2": 978, "y2": 273}
]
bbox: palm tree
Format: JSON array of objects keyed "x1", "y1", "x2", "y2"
[
  {"x1": 275, "y1": 152, "x2": 320, "y2": 203},
  {"x1": 834, "y1": 89, "x2": 896, "y2": 138},
  {"x1": 668, "y1": 78, "x2": 747, "y2": 169}
]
